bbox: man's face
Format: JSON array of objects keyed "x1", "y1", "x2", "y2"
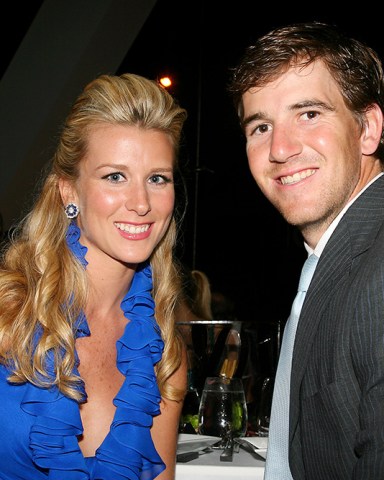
[{"x1": 242, "y1": 61, "x2": 369, "y2": 247}]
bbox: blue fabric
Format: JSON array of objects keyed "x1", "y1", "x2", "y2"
[{"x1": 0, "y1": 222, "x2": 165, "y2": 479}]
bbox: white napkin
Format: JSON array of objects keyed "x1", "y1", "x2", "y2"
[
  {"x1": 240, "y1": 436, "x2": 268, "y2": 449},
  {"x1": 177, "y1": 434, "x2": 220, "y2": 454}
]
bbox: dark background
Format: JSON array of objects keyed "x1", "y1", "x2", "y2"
[{"x1": 3, "y1": 0, "x2": 384, "y2": 325}]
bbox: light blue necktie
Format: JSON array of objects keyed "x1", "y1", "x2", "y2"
[{"x1": 264, "y1": 253, "x2": 319, "y2": 479}]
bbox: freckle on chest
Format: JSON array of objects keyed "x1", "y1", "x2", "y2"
[
  {"x1": 76, "y1": 321, "x2": 126, "y2": 389},
  {"x1": 75, "y1": 312, "x2": 128, "y2": 456}
]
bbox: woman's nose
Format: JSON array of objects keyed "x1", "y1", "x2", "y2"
[{"x1": 125, "y1": 184, "x2": 151, "y2": 216}]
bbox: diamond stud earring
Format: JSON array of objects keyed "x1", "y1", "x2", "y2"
[{"x1": 65, "y1": 203, "x2": 79, "y2": 219}]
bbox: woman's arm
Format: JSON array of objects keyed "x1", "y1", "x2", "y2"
[{"x1": 151, "y1": 346, "x2": 188, "y2": 480}]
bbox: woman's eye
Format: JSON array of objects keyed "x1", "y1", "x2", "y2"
[
  {"x1": 149, "y1": 174, "x2": 172, "y2": 185},
  {"x1": 103, "y1": 172, "x2": 125, "y2": 183}
]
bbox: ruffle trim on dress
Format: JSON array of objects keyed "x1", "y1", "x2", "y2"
[
  {"x1": 66, "y1": 221, "x2": 88, "y2": 268},
  {"x1": 19, "y1": 222, "x2": 165, "y2": 479},
  {"x1": 21, "y1": 385, "x2": 89, "y2": 480}
]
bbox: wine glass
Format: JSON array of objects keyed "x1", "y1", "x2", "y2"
[
  {"x1": 255, "y1": 376, "x2": 274, "y2": 437},
  {"x1": 198, "y1": 376, "x2": 248, "y2": 444}
]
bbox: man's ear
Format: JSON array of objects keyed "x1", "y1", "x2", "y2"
[
  {"x1": 361, "y1": 104, "x2": 383, "y2": 155},
  {"x1": 58, "y1": 178, "x2": 76, "y2": 206}
]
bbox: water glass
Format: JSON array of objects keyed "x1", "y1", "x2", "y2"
[{"x1": 198, "y1": 376, "x2": 248, "y2": 440}]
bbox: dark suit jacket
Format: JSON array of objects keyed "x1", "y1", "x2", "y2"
[{"x1": 289, "y1": 174, "x2": 384, "y2": 479}]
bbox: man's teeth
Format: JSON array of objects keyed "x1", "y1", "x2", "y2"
[
  {"x1": 115, "y1": 223, "x2": 150, "y2": 234},
  {"x1": 280, "y1": 169, "x2": 316, "y2": 185}
]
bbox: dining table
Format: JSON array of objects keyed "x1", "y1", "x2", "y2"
[{"x1": 175, "y1": 434, "x2": 266, "y2": 480}]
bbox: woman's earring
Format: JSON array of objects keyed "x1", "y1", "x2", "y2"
[{"x1": 65, "y1": 203, "x2": 79, "y2": 219}]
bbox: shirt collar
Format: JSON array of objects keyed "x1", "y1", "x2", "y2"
[{"x1": 305, "y1": 172, "x2": 384, "y2": 258}]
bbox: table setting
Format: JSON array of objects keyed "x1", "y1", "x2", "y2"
[
  {"x1": 175, "y1": 321, "x2": 272, "y2": 479},
  {"x1": 175, "y1": 434, "x2": 267, "y2": 479},
  {"x1": 175, "y1": 375, "x2": 267, "y2": 479}
]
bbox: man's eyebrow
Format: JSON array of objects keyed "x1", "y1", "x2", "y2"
[
  {"x1": 242, "y1": 111, "x2": 267, "y2": 130},
  {"x1": 289, "y1": 99, "x2": 335, "y2": 111},
  {"x1": 242, "y1": 100, "x2": 335, "y2": 129}
]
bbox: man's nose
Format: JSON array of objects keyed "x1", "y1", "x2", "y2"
[{"x1": 269, "y1": 125, "x2": 302, "y2": 163}]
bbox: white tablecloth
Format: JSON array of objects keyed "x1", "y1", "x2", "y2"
[{"x1": 175, "y1": 435, "x2": 266, "y2": 480}]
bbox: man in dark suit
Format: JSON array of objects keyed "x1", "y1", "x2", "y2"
[{"x1": 229, "y1": 22, "x2": 384, "y2": 479}]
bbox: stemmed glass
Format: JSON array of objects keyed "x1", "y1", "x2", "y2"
[
  {"x1": 198, "y1": 376, "x2": 248, "y2": 445},
  {"x1": 255, "y1": 376, "x2": 274, "y2": 437}
]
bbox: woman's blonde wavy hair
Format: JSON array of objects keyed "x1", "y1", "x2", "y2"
[{"x1": 0, "y1": 73, "x2": 188, "y2": 402}]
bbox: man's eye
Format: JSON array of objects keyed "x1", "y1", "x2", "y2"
[
  {"x1": 302, "y1": 111, "x2": 319, "y2": 120},
  {"x1": 256, "y1": 124, "x2": 270, "y2": 134},
  {"x1": 248, "y1": 123, "x2": 270, "y2": 136},
  {"x1": 245, "y1": 123, "x2": 271, "y2": 137}
]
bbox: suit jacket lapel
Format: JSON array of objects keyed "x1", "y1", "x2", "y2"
[{"x1": 289, "y1": 174, "x2": 384, "y2": 441}]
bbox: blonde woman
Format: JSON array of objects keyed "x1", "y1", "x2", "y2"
[{"x1": 0, "y1": 73, "x2": 188, "y2": 479}]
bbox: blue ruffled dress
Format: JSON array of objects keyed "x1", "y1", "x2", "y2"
[{"x1": 0, "y1": 223, "x2": 166, "y2": 479}]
